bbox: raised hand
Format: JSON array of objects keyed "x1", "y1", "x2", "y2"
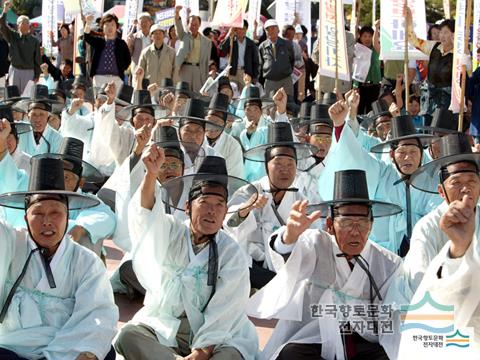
[
  {"x1": 68, "y1": 98, "x2": 84, "y2": 115},
  {"x1": 328, "y1": 100, "x2": 349, "y2": 127},
  {"x1": 134, "y1": 123, "x2": 153, "y2": 155},
  {"x1": 273, "y1": 87, "x2": 287, "y2": 115},
  {"x1": 440, "y1": 194, "x2": 476, "y2": 258},
  {"x1": 142, "y1": 144, "x2": 165, "y2": 177},
  {"x1": 105, "y1": 82, "x2": 116, "y2": 104},
  {"x1": 238, "y1": 194, "x2": 269, "y2": 218},
  {"x1": 0, "y1": 118, "x2": 11, "y2": 141},
  {"x1": 283, "y1": 200, "x2": 322, "y2": 244}
]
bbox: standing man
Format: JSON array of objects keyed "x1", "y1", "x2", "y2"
[
  {"x1": 0, "y1": 1, "x2": 41, "y2": 93},
  {"x1": 174, "y1": 5, "x2": 212, "y2": 92},
  {"x1": 219, "y1": 20, "x2": 259, "y2": 92},
  {"x1": 258, "y1": 19, "x2": 295, "y2": 97},
  {"x1": 127, "y1": 12, "x2": 153, "y2": 84},
  {"x1": 83, "y1": 14, "x2": 131, "y2": 90}
]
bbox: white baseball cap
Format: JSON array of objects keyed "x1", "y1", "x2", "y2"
[
  {"x1": 149, "y1": 24, "x2": 165, "y2": 36},
  {"x1": 138, "y1": 12, "x2": 152, "y2": 21},
  {"x1": 264, "y1": 19, "x2": 279, "y2": 29}
]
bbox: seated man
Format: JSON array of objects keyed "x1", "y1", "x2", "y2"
[
  {"x1": 405, "y1": 132, "x2": 480, "y2": 292},
  {"x1": 0, "y1": 130, "x2": 116, "y2": 257},
  {"x1": 322, "y1": 100, "x2": 442, "y2": 255},
  {"x1": 0, "y1": 151, "x2": 118, "y2": 360},
  {"x1": 15, "y1": 85, "x2": 64, "y2": 155},
  {"x1": 248, "y1": 170, "x2": 404, "y2": 360},
  {"x1": 115, "y1": 153, "x2": 259, "y2": 359},
  {"x1": 227, "y1": 121, "x2": 320, "y2": 289}
]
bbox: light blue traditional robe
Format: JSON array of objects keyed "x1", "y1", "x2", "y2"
[
  {"x1": 319, "y1": 125, "x2": 442, "y2": 254},
  {"x1": 0, "y1": 221, "x2": 118, "y2": 359},
  {"x1": 0, "y1": 153, "x2": 116, "y2": 244},
  {"x1": 18, "y1": 124, "x2": 64, "y2": 156}
]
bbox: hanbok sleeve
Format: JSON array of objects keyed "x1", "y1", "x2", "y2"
[
  {"x1": 0, "y1": 152, "x2": 28, "y2": 194},
  {"x1": 0, "y1": 220, "x2": 16, "y2": 309},
  {"x1": 42, "y1": 256, "x2": 118, "y2": 360}
]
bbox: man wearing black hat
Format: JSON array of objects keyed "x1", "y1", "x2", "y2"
[
  {"x1": 0, "y1": 105, "x2": 31, "y2": 173},
  {"x1": 323, "y1": 100, "x2": 442, "y2": 256},
  {"x1": 404, "y1": 133, "x2": 480, "y2": 292},
  {"x1": 0, "y1": 156, "x2": 118, "y2": 360},
  {"x1": 227, "y1": 121, "x2": 321, "y2": 289},
  {"x1": 248, "y1": 170, "x2": 404, "y2": 360},
  {"x1": 115, "y1": 152, "x2": 259, "y2": 359},
  {"x1": 205, "y1": 93, "x2": 245, "y2": 178},
  {"x1": 15, "y1": 85, "x2": 64, "y2": 156},
  {"x1": 0, "y1": 125, "x2": 116, "y2": 256}
]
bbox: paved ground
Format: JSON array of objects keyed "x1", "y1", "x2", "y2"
[{"x1": 104, "y1": 239, "x2": 275, "y2": 350}]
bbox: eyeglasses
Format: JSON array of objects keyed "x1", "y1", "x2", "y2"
[
  {"x1": 160, "y1": 162, "x2": 182, "y2": 170},
  {"x1": 334, "y1": 216, "x2": 371, "y2": 231},
  {"x1": 312, "y1": 134, "x2": 332, "y2": 144}
]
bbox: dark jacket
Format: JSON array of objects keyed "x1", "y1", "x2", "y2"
[
  {"x1": 258, "y1": 37, "x2": 294, "y2": 81},
  {"x1": 84, "y1": 32, "x2": 131, "y2": 77},
  {"x1": 0, "y1": 37, "x2": 9, "y2": 77},
  {"x1": 219, "y1": 36, "x2": 259, "y2": 80}
]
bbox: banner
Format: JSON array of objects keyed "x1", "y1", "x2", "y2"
[
  {"x1": 155, "y1": 7, "x2": 175, "y2": 29},
  {"x1": 318, "y1": 0, "x2": 350, "y2": 82},
  {"x1": 212, "y1": 0, "x2": 247, "y2": 28},
  {"x1": 474, "y1": 0, "x2": 480, "y2": 70},
  {"x1": 275, "y1": 0, "x2": 311, "y2": 54},
  {"x1": 450, "y1": 0, "x2": 467, "y2": 113},
  {"x1": 122, "y1": 0, "x2": 144, "y2": 40},
  {"x1": 42, "y1": 0, "x2": 58, "y2": 56},
  {"x1": 63, "y1": 0, "x2": 81, "y2": 18},
  {"x1": 443, "y1": 0, "x2": 451, "y2": 19},
  {"x1": 380, "y1": 0, "x2": 428, "y2": 61},
  {"x1": 247, "y1": 0, "x2": 261, "y2": 38}
]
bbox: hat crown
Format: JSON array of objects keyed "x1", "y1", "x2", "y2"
[
  {"x1": 310, "y1": 104, "x2": 330, "y2": 121},
  {"x1": 0, "y1": 104, "x2": 13, "y2": 122},
  {"x1": 371, "y1": 99, "x2": 389, "y2": 117},
  {"x1": 439, "y1": 133, "x2": 472, "y2": 157},
  {"x1": 298, "y1": 102, "x2": 312, "y2": 118},
  {"x1": 209, "y1": 93, "x2": 230, "y2": 111},
  {"x1": 333, "y1": 170, "x2": 370, "y2": 202},
  {"x1": 322, "y1": 92, "x2": 337, "y2": 106},
  {"x1": 59, "y1": 137, "x2": 84, "y2": 160},
  {"x1": 160, "y1": 78, "x2": 173, "y2": 88},
  {"x1": 132, "y1": 90, "x2": 153, "y2": 106},
  {"x1": 430, "y1": 108, "x2": 456, "y2": 131},
  {"x1": 28, "y1": 158, "x2": 66, "y2": 192},
  {"x1": 30, "y1": 85, "x2": 50, "y2": 100},
  {"x1": 197, "y1": 156, "x2": 228, "y2": 175},
  {"x1": 5, "y1": 85, "x2": 21, "y2": 99},
  {"x1": 244, "y1": 86, "x2": 261, "y2": 100},
  {"x1": 183, "y1": 98, "x2": 205, "y2": 119},
  {"x1": 267, "y1": 122, "x2": 294, "y2": 143},
  {"x1": 217, "y1": 76, "x2": 231, "y2": 90},
  {"x1": 153, "y1": 126, "x2": 180, "y2": 145},
  {"x1": 72, "y1": 75, "x2": 88, "y2": 88},
  {"x1": 390, "y1": 115, "x2": 417, "y2": 139},
  {"x1": 117, "y1": 84, "x2": 134, "y2": 103},
  {"x1": 176, "y1": 81, "x2": 191, "y2": 92}
]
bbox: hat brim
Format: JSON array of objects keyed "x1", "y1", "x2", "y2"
[
  {"x1": 33, "y1": 154, "x2": 104, "y2": 183},
  {"x1": 243, "y1": 142, "x2": 319, "y2": 163},
  {"x1": 161, "y1": 173, "x2": 258, "y2": 214},
  {"x1": 409, "y1": 153, "x2": 480, "y2": 194},
  {"x1": 306, "y1": 199, "x2": 403, "y2": 218},
  {"x1": 370, "y1": 134, "x2": 437, "y2": 153},
  {"x1": 13, "y1": 98, "x2": 62, "y2": 113},
  {"x1": 0, "y1": 96, "x2": 29, "y2": 105},
  {"x1": 12, "y1": 121, "x2": 32, "y2": 135},
  {"x1": 156, "y1": 140, "x2": 206, "y2": 162},
  {"x1": 117, "y1": 104, "x2": 165, "y2": 121},
  {"x1": 419, "y1": 126, "x2": 460, "y2": 135},
  {"x1": 0, "y1": 190, "x2": 100, "y2": 210},
  {"x1": 207, "y1": 106, "x2": 243, "y2": 121}
]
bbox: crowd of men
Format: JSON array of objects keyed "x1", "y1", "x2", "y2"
[{"x1": 0, "y1": 1, "x2": 479, "y2": 359}]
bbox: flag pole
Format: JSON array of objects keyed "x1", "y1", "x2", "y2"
[
  {"x1": 335, "y1": 0, "x2": 339, "y2": 95},
  {"x1": 459, "y1": 0, "x2": 473, "y2": 132},
  {"x1": 404, "y1": 0, "x2": 410, "y2": 113}
]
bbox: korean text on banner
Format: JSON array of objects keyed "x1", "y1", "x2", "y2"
[
  {"x1": 275, "y1": 0, "x2": 312, "y2": 54},
  {"x1": 380, "y1": 0, "x2": 428, "y2": 61},
  {"x1": 176, "y1": 0, "x2": 199, "y2": 27},
  {"x1": 318, "y1": 0, "x2": 350, "y2": 82},
  {"x1": 212, "y1": 0, "x2": 247, "y2": 28},
  {"x1": 474, "y1": 1, "x2": 480, "y2": 70},
  {"x1": 122, "y1": 0, "x2": 144, "y2": 40},
  {"x1": 156, "y1": 8, "x2": 175, "y2": 29},
  {"x1": 450, "y1": 0, "x2": 467, "y2": 113},
  {"x1": 63, "y1": 0, "x2": 82, "y2": 17},
  {"x1": 42, "y1": 0, "x2": 58, "y2": 56}
]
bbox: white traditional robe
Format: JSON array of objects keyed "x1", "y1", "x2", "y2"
[
  {"x1": 10, "y1": 148, "x2": 30, "y2": 174},
  {"x1": 248, "y1": 227, "x2": 408, "y2": 360},
  {"x1": 0, "y1": 220, "x2": 118, "y2": 359},
  {"x1": 225, "y1": 175, "x2": 323, "y2": 272},
  {"x1": 125, "y1": 185, "x2": 259, "y2": 359},
  {"x1": 208, "y1": 131, "x2": 245, "y2": 179}
]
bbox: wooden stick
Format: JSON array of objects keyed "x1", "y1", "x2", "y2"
[
  {"x1": 335, "y1": 0, "x2": 339, "y2": 94},
  {"x1": 404, "y1": 0, "x2": 410, "y2": 113},
  {"x1": 458, "y1": 0, "x2": 473, "y2": 132}
]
